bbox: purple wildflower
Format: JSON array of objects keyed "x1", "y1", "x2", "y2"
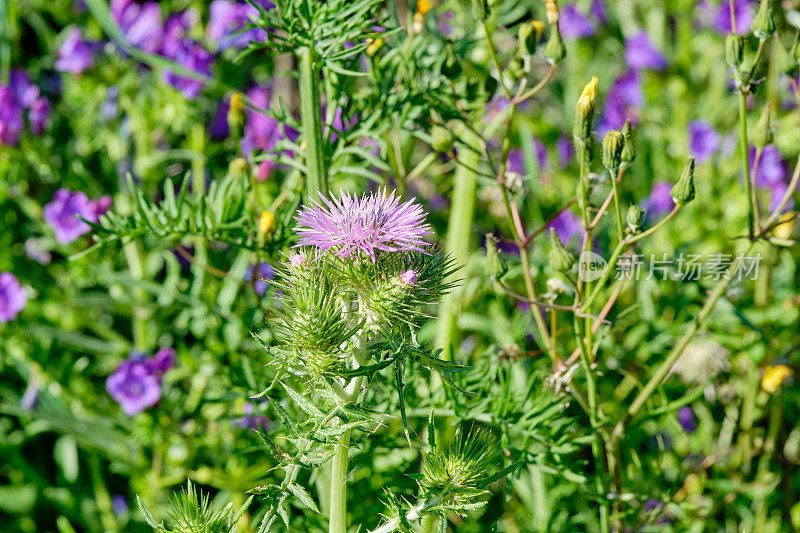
[
  {"x1": 43, "y1": 188, "x2": 112, "y2": 244},
  {"x1": 160, "y1": 12, "x2": 213, "y2": 98},
  {"x1": 106, "y1": 354, "x2": 163, "y2": 416},
  {"x1": 677, "y1": 406, "x2": 697, "y2": 433},
  {"x1": 111, "y1": 0, "x2": 164, "y2": 54},
  {"x1": 556, "y1": 135, "x2": 574, "y2": 168},
  {"x1": 207, "y1": 0, "x2": 270, "y2": 50},
  {"x1": 559, "y1": 4, "x2": 596, "y2": 39},
  {"x1": 643, "y1": 181, "x2": 675, "y2": 218},
  {"x1": 241, "y1": 86, "x2": 282, "y2": 158},
  {"x1": 599, "y1": 69, "x2": 642, "y2": 134},
  {"x1": 235, "y1": 401, "x2": 270, "y2": 431},
  {"x1": 244, "y1": 263, "x2": 275, "y2": 295},
  {"x1": 295, "y1": 189, "x2": 432, "y2": 261},
  {"x1": 751, "y1": 145, "x2": 792, "y2": 212},
  {"x1": 0, "y1": 273, "x2": 27, "y2": 322},
  {"x1": 547, "y1": 210, "x2": 583, "y2": 245},
  {"x1": 688, "y1": 120, "x2": 720, "y2": 163},
  {"x1": 55, "y1": 28, "x2": 95, "y2": 74},
  {"x1": 111, "y1": 496, "x2": 128, "y2": 516},
  {"x1": 28, "y1": 97, "x2": 50, "y2": 135},
  {"x1": 591, "y1": 0, "x2": 607, "y2": 24},
  {"x1": 697, "y1": 0, "x2": 756, "y2": 34},
  {"x1": 147, "y1": 347, "x2": 176, "y2": 376},
  {"x1": 0, "y1": 87, "x2": 23, "y2": 145},
  {"x1": 625, "y1": 31, "x2": 668, "y2": 71},
  {"x1": 534, "y1": 139, "x2": 548, "y2": 169},
  {"x1": 9, "y1": 71, "x2": 40, "y2": 108},
  {"x1": 507, "y1": 149, "x2": 524, "y2": 174}
]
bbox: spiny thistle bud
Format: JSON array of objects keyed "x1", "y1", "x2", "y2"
[
  {"x1": 751, "y1": 0, "x2": 776, "y2": 40},
  {"x1": 227, "y1": 92, "x2": 245, "y2": 140},
  {"x1": 548, "y1": 228, "x2": 575, "y2": 273},
  {"x1": 431, "y1": 125, "x2": 455, "y2": 153},
  {"x1": 573, "y1": 76, "x2": 598, "y2": 142},
  {"x1": 725, "y1": 33, "x2": 744, "y2": 67},
  {"x1": 366, "y1": 37, "x2": 384, "y2": 57},
  {"x1": 602, "y1": 129, "x2": 625, "y2": 172},
  {"x1": 484, "y1": 234, "x2": 508, "y2": 280},
  {"x1": 671, "y1": 157, "x2": 696, "y2": 206},
  {"x1": 518, "y1": 21, "x2": 544, "y2": 57},
  {"x1": 400, "y1": 269, "x2": 417, "y2": 285},
  {"x1": 442, "y1": 41, "x2": 462, "y2": 79},
  {"x1": 290, "y1": 253, "x2": 305, "y2": 268},
  {"x1": 621, "y1": 119, "x2": 636, "y2": 165},
  {"x1": 545, "y1": 0, "x2": 559, "y2": 24},
  {"x1": 626, "y1": 204, "x2": 645, "y2": 233},
  {"x1": 503, "y1": 171, "x2": 524, "y2": 195},
  {"x1": 544, "y1": 23, "x2": 566, "y2": 66},
  {"x1": 752, "y1": 103, "x2": 774, "y2": 148}
]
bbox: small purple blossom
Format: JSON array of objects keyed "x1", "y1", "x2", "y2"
[
  {"x1": 400, "y1": 269, "x2": 417, "y2": 285},
  {"x1": 643, "y1": 181, "x2": 675, "y2": 218},
  {"x1": 111, "y1": 0, "x2": 164, "y2": 54},
  {"x1": 534, "y1": 139, "x2": 548, "y2": 169},
  {"x1": 507, "y1": 149, "x2": 524, "y2": 175},
  {"x1": 559, "y1": 4, "x2": 597, "y2": 39},
  {"x1": 160, "y1": 12, "x2": 213, "y2": 99},
  {"x1": 625, "y1": 31, "x2": 668, "y2": 71},
  {"x1": 547, "y1": 210, "x2": 583, "y2": 245},
  {"x1": 556, "y1": 135, "x2": 574, "y2": 168},
  {"x1": 591, "y1": 0, "x2": 607, "y2": 24},
  {"x1": 111, "y1": 496, "x2": 129, "y2": 516},
  {"x1": 106, "y1": 353, "x2": 163, "y2": 416},
  {"x1": 244, "y1": 263, "x2": 275, "y2": 295},
  {"x1": 28, "y1": 97, "x2": 50, "y2": 135},
  {"x1": 0, "y1": 87, "x2": 23, "y2": 145},
  {"x1": 599, "y1": 70, "x2": 642, "y2": 134},
  {"x1": 0, "y1": 273, "x2": 27, "y2": 322},
  {"x1": 295, "y1": 189, "x2": 432, "y2": 262},
  {"x1": 147, "y1": 348, "x2": 176, "y2": 376},
  {"x1": 235, "y1": 401, "x2": 270, "y2": 431},
  {"x1": 290, "y1": 254, "x2": 305, "y2": 268},
  {"x1": 208, "y1": 0, "x2": 270, "y2": 50},
  {"x1": 697, "y1": 0, "x2": 756, "y2": 34},
  {"x1": 751, "y1": 145, "x2": 792, "y2": 212},
  {"x1": 677, "y1": 406, "x2": 697, "y2": 433},
  {"x1": 43, "y1": 188, "x2": 112, "y2": 244},
  {"x1": 688, "y1": 120, "x2": 720, "y2": 163},
  {"x1": 241, "y1": 86, "x2": 282, "y2": 158},
  {"x1": 55, "y1": 27, "x2": 95, "y2": 74}
]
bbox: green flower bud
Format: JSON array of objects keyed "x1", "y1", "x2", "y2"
[
  {"x1": 518, "y1": 21, "x2": 544, "y2": 57},
  {"x1": 751, "y1": 0, "x2": 776, "y2": 40},
  {"x1": 725, "y1": 33, "x2": 744, "y2": 67},
  {"x1": 548, "y1": 228, "x2": 575, "y2": 273},
  {"x1": 626, "y1": 204, "x2": 645, "y2": 233},
  {"x1": 442, "y1": 41, "x2": 462, "y2": 79},
  {"x1": 507, "y1": 57, "x2": 526, "y2": 80},
  {"x1": 503, "y1": 171, "x2": 524, "y2": 195},
  {"x1": 573, "y1": 76, "x2": 598, "y2": 142},
  {"x1": 671, "y1": 157, "x2": 696, "y2": 206},
  {"x1": 544, "y1": 23, "x2": 566, "y2": 66},
  {"x1": 485, "y1": 234, "x2": 508, "y2": 280},
  {"x1": 227, "y1": 92, "x2": 245, "y2": 141},
  {"x1": 602, "y1": 129, "x2": 625, "y2": 172},
  {"x1": 621, "y1": 119, "x2": 636, "y2": 165},
  {"x1": 431, "y1": 125, "x2": 455, "y2": 153},
  {"x1": 752, "y1": 104, "x2": 773, "y2": 148}
]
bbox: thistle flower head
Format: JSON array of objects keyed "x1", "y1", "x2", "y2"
[{"x1": 294, "y1": 189, "x2": 432, "y2": 262}]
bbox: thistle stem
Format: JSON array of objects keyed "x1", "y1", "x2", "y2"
[
  {"x1": 739, "y1": 91, "x2": 755, "y2": 238},
  {"x1": 299, "y1": 46, "x2": 328, "y2": 197},
  {"x1": 329, "y1": 429, "x2": 351, "y2": 533}
]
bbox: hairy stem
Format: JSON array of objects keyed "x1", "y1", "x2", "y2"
[
  {"x1": 329, "y1": 429, "x2": 351, "y2": 533},
  {"x1": 299, "y1": 46, "x2": 328, "y2": 197},
  {"x1": 739, "y1": 92, "x2": 755, "y2": 237}
]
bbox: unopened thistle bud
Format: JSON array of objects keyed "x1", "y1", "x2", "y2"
[
  {"x1": 671, "y1": 157, "x2": 696, "y2": 206},
  {"x1": 290, "y1": 253, "x2": 305, "y2": 268},
  {"x1": 227, "y1": 92, "x2": 245, "y2": 140},
  {"x1": 544, "y1": 23, "x2": 566, "y2": 66},
  {"x1": 548, "y1": 228, "x2": 575, "y2": 273},
  {"x1": 518, "y1": 21, "x2": 544, "y2": 57},
  {"x1": 621, "y1": 119, "x2": 636, "y2": 165},
  {"x1": 431, "y1": 125, "x2": 455, "y2": 153},
  {"x1": 751, "y1": 0, "x2": 776, "y2": 40},
  {"x1": 400, "y1": 269, "x2": 417, "y2": 285},
  {"x1": 725, "y1": 33, "x2": 744, "y2": 67},
  {"x1": 573, "y1": 76, "x2": 598, "y2": 142},
  {"x1": 602, "y1": 129, "x2": 625, "y2": 172},
  {"x1": 626, "y1": 204, "x2": 645, "y2": 233},
  {"x1": 752, "y1": 104, "x2": 774, "y2": 148},
  {"x1": 485, "y1": 234, "x2": 508, "y2": 280}
]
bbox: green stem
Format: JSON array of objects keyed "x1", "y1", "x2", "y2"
[
  {"x1": 122, "y1": 240, "x2": 148, "y2": 351},
  {"x1": 739, "y1": 92, "x2": 755, "y2": 237},
  {"x1": 609, "y1": 168, "x2": 624, "y2": 242},
  {"x1": 299, "y1": 46, "x2": 328, "y2": 197},
  {"x1": 328, "y1": 429, "x2": 351, "y2": 533}
]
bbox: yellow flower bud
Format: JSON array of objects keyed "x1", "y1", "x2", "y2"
[
  {"x1": 227, "y1": 92, "x2": 246, "y2": 140},
  {"x1": 761, "y1": 365, "x2": 792, "y2": 394},
  {"x1": 773, "y1": 212, "x2": 795, "y2": 240},
  {"x1": 366, "y1": 37, "x2": 384, "y2": 57},
  {"x1": 545, "y1": 0, "x2": 559, "y2": 24},
  {"x1": 573, "y1": 76, "x2": 598, "y2": 141},
  {"x1": 416, "y1": 0, "x2": 434, "y2": 16},
  {"x1": 258, "y1": 210, "x2": 276, "y2": 238}
]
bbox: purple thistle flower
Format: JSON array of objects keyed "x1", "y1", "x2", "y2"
[
  {"x1": 547, "y1": 210, "x2": 583, "y2": 245},
  {"x1": 0, "y1": 272, "x2": 27, "y2": 322},
  {"x1": 295, "y1": 189, "x2": 432, "y2": 262},
  {"x1": 556, "y1": 135, "x2": 574, "y2": 168},
  {"x1": 560, "y1": 4, "x2": 597, "y2": 39},
  {"x1": 625, "y1": 31, "x2": 668, "y2": 71},
  {"x1": 43, "y1": 188, "x2": 112, "y2": 244},
  {"x1": 111, "y1": 0, "x2": 164, "y2": 54},
  {"x1": 28, "y1": 97, "x2": 50, "y2": 135},
  {"x1": 688, "y1": 120, "x2": 720, "y2": 163},
  {"x1": 55, "y1": 27, "x2": 95, "y2": 74},
  {"x1": 0, "y1": 87, "x2": 23, "y2": 146},
  {"x1": 207, "y1": 0, "x2": 270, "y2": 50},
  {"x1": 106, "y1": 354, "x2": 163, "y2": 416},
  {"x1": 677, "y1": 406, "x2": 697, "y2": 433},
  {"x1": 643, "y1": 181, "x2": 675, "y2": 218}
]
